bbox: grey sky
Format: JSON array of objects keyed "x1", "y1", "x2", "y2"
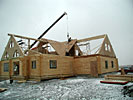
[{"x1": 0, "y1": 0, "x2": 132, "y2": 65}]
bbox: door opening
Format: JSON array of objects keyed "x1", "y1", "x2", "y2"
[
  {"x1": 90, "y1": 61, "x2": 98, "y2": 77},
  {"x1": 13, "y1": 61, "x2": 19, "y2": 76}
]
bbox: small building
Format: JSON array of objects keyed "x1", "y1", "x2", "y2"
[{"x1": 0, "y1": 34, "x2": 119, "y2": 81}]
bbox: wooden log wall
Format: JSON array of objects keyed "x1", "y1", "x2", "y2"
[
  {"x1": 99, "y1": 56, "x2": 118, "y2": 74},
  {"x1": 0, "y1": 60, "x2": 10, "y2": 77},
  {"x1": 0, "y1": 54, "x2": 119, "y2": 81},
  {"x1": 73, "y1": 55, "x2": 118, "y2": 76},
  {"x1": 73, "y1": 57, "x2": 97, "y2": 75},
  {"x1": 0, "y1": 57, "x2": 25, "y2": 80},
  {"x1": 28, "y1": 54, "x2": 74, "y2": 80}
]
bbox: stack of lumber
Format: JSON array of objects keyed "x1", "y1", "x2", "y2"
[{"x1": 104, "y1": 75, "x2": 133, "y2": 82}]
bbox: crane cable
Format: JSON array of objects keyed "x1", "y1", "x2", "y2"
[{"x1": 66, "y1": 14, "x2": 69, "y2": 40}]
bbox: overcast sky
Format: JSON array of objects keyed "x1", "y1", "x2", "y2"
[{"x1": 0, "y1": 0, "x2": 132, "y2": 65}]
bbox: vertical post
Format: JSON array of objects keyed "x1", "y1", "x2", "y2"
[
  {"x1": 26, "y1": 56, "x2": 30, "y2": 80},
  {"x1": 39, "y1": 55, "x2": 42, "y2": 81},
  {"x1": 116, "y1": 58, "x2": 119, "y2": 71},
  {"x1": 97, "y1": 56, "x2": 101, "y2": 74},
  {"x1": 0, "y1": 61, "x2": 1, "y2": 76},
  {"x1": 28, "y1": 39, "x2": 30, "y2": 50},
  {"x1": 9, "y1": 59, "x2": 13, "y2": 84},
  {"x1": 9, "y1": 59, "x2": 12, "y2": 77}
]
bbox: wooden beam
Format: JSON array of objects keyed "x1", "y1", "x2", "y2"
[
  {"x1": 77, "y1": 34, "x2": 106, "y2": 43},
  {"x1": 8, "y1": 33, "x2": 46, "y2": 42},
  {"x1": 28, "y1": 39, "x2": 30, "y2": 50}
]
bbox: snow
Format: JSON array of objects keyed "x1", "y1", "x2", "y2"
[{"x1": 0, "y1": 77, "x2": 133, "y2": 100}]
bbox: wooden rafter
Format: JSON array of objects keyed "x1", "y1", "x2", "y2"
[
  {"x1": 8, "y1": 33, "x2": 46, "y2": 42},
  {"x1": 77, "y1": 34, "x2": 106, "y2": 43}
]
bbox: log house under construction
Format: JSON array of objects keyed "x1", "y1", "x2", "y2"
[
  {"x1": 0, "y1": 12, "x2": 119, "y2": 81},
  {"x1": 0, "y1": 34, "x2": 119, "y2": 81}
]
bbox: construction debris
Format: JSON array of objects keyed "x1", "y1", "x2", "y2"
[
  {"x1": 0, "y1": 88, "x2": 7, "y2": 92},
  {"x1": 122, "y1": 85, "x2": 133, "y2": 97}
]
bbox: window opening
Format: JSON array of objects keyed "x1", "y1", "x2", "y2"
[
  {"x1": 49, "y1": 60, "x2": 57, "y2": 69},
  {"x1": 108, "y1": 45, "x2": 111, "y2": 52},
  {"x1": 111, "y1": 61, "x2": 114, "y2": 68},
  {"x1": 13, "y1": 50, "x2": 20, "y2": 57},
  {"x1": 32, "y1": 61, "x2": 36, "y2": 69},
  {"x1": 4, "y1": 63, "x2": 9, "y2": 72},
  {"x1": 5, "y1": 52, "x2": 9, "y2": 59},
  {"x1": 13, "y1": 61, "x2": 19, "y2": 75},
  {"x1": 9, "y1": 41, "x2": 14, "y2": 48},
  {"x1": 105, "y1": 43, "x2": 108, "y2": 51},
  {"x1": 105, "y1": 60, "x2": 108, "y2": 69}
]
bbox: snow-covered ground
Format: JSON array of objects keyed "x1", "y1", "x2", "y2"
[{"x1": 0, "y1": 77, "x2": 132, "y2": 100}]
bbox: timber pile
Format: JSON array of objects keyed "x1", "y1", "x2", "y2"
[{"x1": 104, "y1": 75, "x2": 133, "y2": 82}]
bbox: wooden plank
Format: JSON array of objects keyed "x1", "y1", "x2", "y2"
[
  {"x1": 17, "y1": 80, "x2": 26, "y2": 83},
  {"x1": 77, "y1": 34, "x2": 105, "y2": 43},
  {"x1": 100, "y1": 80, "x2": 128, "y2": 85}
]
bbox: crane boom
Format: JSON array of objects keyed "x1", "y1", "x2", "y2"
[{"x1": 30, "y1": 12, "x2": 67, "y2": 49}]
